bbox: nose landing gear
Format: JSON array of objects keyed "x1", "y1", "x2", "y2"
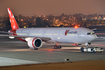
[
  {"x1": 85, "y1": 42, "x2": 91, "y2": 48},
  {"x1": 81, "y1": 42, "x2": 92, "y2": 52}
]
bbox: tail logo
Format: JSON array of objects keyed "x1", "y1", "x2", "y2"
[{"x1": 7, "y1": 8, "x2": 19, "y2": 30}]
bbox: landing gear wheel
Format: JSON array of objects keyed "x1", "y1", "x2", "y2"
[
  {"x1": 92, "y1": 50, "x2": 95, "y2": 53},
  {"x1": 53, "y1": 45, "x2": 62, "y2": 49},
  {"x1": 53, "y1": 45, "x2": 58, "y2": 49},
  {"x1": 80, "y1": 47, "x2": 84, "y2": 52},
  {"x1": 59, "y1": 45, "x2": 62, "y2": 49}
]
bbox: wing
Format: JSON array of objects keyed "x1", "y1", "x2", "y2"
[{"x1": 0, "y1": 31, "x2": 51, "y2": 42}]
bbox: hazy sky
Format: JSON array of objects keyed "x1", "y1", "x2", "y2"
[{"x1": 0, "y1": 0, "x2": 105, "y2": 16}]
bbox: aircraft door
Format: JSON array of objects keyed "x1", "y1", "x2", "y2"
[{"x1": 77, "y1": 31, "x2": 81, "y2": 38}]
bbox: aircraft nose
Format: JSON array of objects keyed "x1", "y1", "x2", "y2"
[{"x1": 88, "y1": 34, "x2": 97, "y2": 41}]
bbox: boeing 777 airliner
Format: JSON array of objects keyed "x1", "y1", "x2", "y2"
[{"x1": 7, "y1": 8, "x2": 97, "y2": 50}]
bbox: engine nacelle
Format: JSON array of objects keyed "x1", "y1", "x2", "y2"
[{"x1": 27, "y1": 38, "x2": 42, "y2": 49}]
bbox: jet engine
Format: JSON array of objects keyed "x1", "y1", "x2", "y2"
[{"x1": 27, "y1": 38, "x2": 42, "y2": 49}]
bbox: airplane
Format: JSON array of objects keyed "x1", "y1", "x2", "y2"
[{"x1": 6, "y1": 7, "x2": 97, "y2": 50}]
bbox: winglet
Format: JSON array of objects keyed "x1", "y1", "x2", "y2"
[{"x1": 7, "y1": 8, "x2": 19, "y2": 30}]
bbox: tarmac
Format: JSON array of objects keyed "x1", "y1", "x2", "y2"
[{"x1": 0, "y1": 37, "x2": 105, "y2": 66}]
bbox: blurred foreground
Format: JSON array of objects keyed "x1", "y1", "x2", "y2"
[{"x1": 0, "y1": 60, "x2": 105, "y2": 70}]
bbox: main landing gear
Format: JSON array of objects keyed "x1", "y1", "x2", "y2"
[
  {"x1": 53, "y1": 43, "x2": 62, "y2": 49},
  {"x1": 53, "y1": 45, "x2": 62, "y2": 49}
]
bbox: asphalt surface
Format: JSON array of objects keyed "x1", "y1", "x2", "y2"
[{"x1": 0, "y1": 37, "x2": 105, "y2": 66}]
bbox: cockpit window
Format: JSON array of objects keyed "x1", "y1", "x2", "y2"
[{"x1": 87, "y1": 33, "x2": 95, "y2": 35}]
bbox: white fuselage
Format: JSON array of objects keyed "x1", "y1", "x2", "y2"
[
  {"x1": 7, "y1": 8, "x2": 97, "y2": 49},
  {"x1": 16, "y1": 27, "x2": 97, "y2": 44}
]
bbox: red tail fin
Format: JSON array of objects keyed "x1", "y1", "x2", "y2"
[{"x1": 7, "y1": 8, "x2": 19, "y2": 30}]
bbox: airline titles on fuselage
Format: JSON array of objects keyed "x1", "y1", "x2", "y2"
[
  {"x1": 67, "y1": 31, "x2": 77, "y2": 34},
  {"x1": 65, "y1": 29, "x2": 77, "y2": 36}
]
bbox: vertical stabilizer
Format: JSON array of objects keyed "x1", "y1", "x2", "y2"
[{"x1": 7, "y1": 8, "x2": 19, "y2": 30}]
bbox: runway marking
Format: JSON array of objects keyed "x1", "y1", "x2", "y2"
[{"x1": 0, "y1": 57, "x2": 41, "y2": 66}]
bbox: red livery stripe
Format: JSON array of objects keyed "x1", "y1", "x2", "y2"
[{"x1": 32, "y1": 38, "x2": 36, "y2": 48}]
